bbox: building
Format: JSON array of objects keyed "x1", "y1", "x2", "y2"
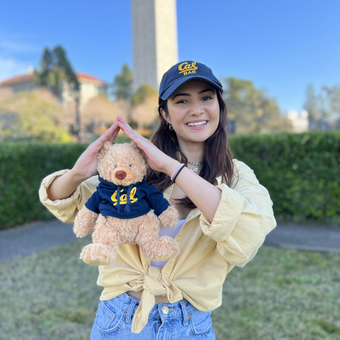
[
  {"x1": 283, "y1": 110, "x2": 309, "y2": 133},
  {"x1": 0, "y1": 71, "x2": 108, "y2": 109},
  {"x1": 132, "y1": 0, "x2": 178, "y2": 91}
]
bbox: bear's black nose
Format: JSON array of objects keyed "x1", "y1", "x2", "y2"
[{"x1": 115, "y1": 170, "x2": 127, "y2": 180}]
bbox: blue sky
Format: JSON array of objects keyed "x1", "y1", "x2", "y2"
[{"x1": 0, "y1": 0, "x2": 339, "y2": 111}]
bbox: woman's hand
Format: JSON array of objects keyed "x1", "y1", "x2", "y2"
[
  {"x1": 116, "y1": 117, "x2": 223, "y2": 222},
  {"x1": 116, "y1": 116, "x2": 179, "y2": 176},
  {"x1": 47, "y1": 121, "x2": 121, "y2": 201},
  {"x1": 71, "y1": 121, "x2": 120, "y2": 182}
]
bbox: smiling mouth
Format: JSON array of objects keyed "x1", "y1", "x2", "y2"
[{"x1": 187, "y1": 121, "x2": 207, "y2": 127}]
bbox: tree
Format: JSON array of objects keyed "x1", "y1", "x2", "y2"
[
  {"x1": 223, "y1": 77, "x2": 290, "y2": 134},
  {"x1": 53, "y1": 46, "x2": 79, "y2": 90},
  {"x1": 304, "y1": 84, "x2": 319, "y2": 130},
  {"x1": 318, "y1": 87, "x2": 332, "y2": 130},
  {"x1": 112, "y1": 64, "x2": 133, "y2": 101},
  {"x1": 322, "y1": 86, "x2": 340, "y2": 129},
  {"x1": 34, "y1": 46, "x2": 79, "y2": 99},
  {"x1": 304, "y1": 84, "x2": 340, "y2": 130},
  {"x1": 0, "y1": 87, "x2": 13, "y2": 102},
  {"x1": 82, "y1": 94, "x2": 126, "y2": 133},
  {"x1": 131, "y1": 95, "x2": 158, "y2": 129},
  {"x1": 0, "y1": 90, "x2": 72, "y2": 142},
  {"x1": 131, "y1": 83, "x2": 157, "y2": 106},
  {"x1": 34, "y1": 45, "x2": 81, "y2": 140}
]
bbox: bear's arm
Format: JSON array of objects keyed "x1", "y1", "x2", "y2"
[
  {"x1": 85, "y1": 191, "x2": 101, "y2": 214},
  {"x1": 146, "y1": 184, "x2": 170, "y2": 216}
]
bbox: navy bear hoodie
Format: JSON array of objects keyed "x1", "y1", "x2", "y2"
[{"x1": 85, "y1": 175, "x2": 170, "y2": 219}]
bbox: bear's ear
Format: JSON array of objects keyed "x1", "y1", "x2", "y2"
[
  {"x1": 131, "y1": 141, "x2": 146, "y2": 160},
  {"x1": 98, "y1": 141, "x2": 112, "y2": 160}
]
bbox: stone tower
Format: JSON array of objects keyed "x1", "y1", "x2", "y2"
[{"x1": 131, "y1": 0, "x2": 178, "y2": 91}]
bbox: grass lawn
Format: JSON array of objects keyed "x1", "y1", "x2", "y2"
[{"x1": 0, "y1": 240, "x2": 339, "y2": 340}]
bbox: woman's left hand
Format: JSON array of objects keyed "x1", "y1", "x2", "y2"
[
  {"x1": 116, "y1": 117, "x2": 221, "y2": 222},
  {"x1": 116, "y1": 116, "x2": 178, "y2": 175}
]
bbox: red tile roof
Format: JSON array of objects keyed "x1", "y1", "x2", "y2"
[
  {"x1": 0, "y1": 73, "x2": 34, "y2": 86},
  {"x1": 0, "y1": 72, "x2": 107, "y2": 86},
  {"x1": 77, "y1": 72, "x2": 107, "y2": 85}
]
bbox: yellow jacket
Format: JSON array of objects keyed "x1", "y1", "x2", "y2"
[{"x1": 39, "y1": 159, "x2": 276, "y2": 333}]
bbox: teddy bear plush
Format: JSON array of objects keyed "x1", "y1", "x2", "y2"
[{"x1": 73, "y1": 142, "x2": 180, "y2": 266}]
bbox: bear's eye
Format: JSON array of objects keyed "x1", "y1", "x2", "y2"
[
  {"x1": 128, "y1": 164, "x2": 132, "y2": 168},
  {"x1": 114, "y1": 164, "x2": 117, "y2": 168}
]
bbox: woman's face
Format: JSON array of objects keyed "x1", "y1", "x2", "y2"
[{"x1": 161, "y1": 80, "x2": 220, "y2": 147}]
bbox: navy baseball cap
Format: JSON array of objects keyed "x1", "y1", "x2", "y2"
[{"x1": 159, "y1": 61, "x2": 223, "y2": 102}]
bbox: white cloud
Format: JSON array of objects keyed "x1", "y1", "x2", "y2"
[
  {"x1": 0, "y1": 40, "x2": 38, "y2": 54},
  {"x1": 0, "y1": 34, "x2": 39, "y2": 82},
  {"x1": 0, "y1": 57, "x2": 30, "y2": 82}
]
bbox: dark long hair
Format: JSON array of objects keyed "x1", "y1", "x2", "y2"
[{"x1": 146, "y1": 89, "x2": 236, "y2": 209}]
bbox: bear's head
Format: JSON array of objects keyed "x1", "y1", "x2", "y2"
[{"x1": 97, "y1": 142, "x2": 147, "y2": 186}]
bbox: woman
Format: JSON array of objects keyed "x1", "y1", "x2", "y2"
[{"x1": 39, "y1": 60, "x2": 276, "y2": 339}]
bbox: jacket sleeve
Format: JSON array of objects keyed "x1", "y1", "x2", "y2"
[
  {"x1": 38, "y1": 169, "x2": 99, "y2": 223},
  {"x1": 199, "y1": 160, "x2": 277, "y2": 267}
]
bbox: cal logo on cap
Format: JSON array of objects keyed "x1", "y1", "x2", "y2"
[{"x1": 178, "y1": 62, "x2": 198, "y2": 75}]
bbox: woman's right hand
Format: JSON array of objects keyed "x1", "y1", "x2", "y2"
[
  {"x1": 47, "y1": 122, "x2": 120, "y2": 201},
  {"x1": 71, "y1": 121, "x2": 120, "y2": 182},
  {"x1": 47, "y1": 121, "x2": 121, "y2": 201}
]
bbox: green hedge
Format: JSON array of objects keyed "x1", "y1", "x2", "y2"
[
  {"x1": 0, "y1": 132, "x2": 339, "y2": 230},
  {"x1": 0, "y1": 142, "x2": 88, "y2": 230},
  {"x1": 229, "y1": 131, "x2": 340, "y2": 223}
]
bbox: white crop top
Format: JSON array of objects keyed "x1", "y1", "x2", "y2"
[{"x1": 150, "y1": 219, "x2": 186, "y2": 268}]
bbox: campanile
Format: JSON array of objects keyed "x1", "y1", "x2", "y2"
[{"x1": 131, "y1": 0, "x2": 178, "y2": 91}]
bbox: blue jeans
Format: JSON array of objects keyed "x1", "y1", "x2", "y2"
[{"x1": 90, "y1": 293, "x2": 216, "y2": 339}]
